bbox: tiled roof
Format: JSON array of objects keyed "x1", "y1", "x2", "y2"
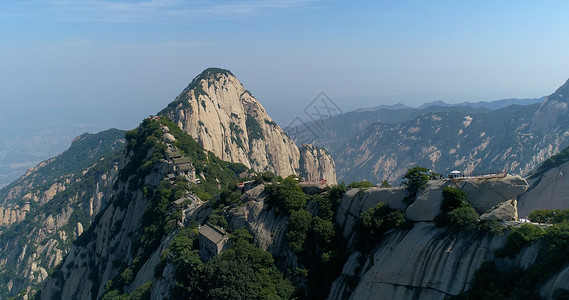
[{"x1": 199, "y1": 223, "x2": 227, "y2": 245}]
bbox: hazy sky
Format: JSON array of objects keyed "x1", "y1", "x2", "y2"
[{"x1": 2, "y1": 0, "x2": 569, "y2": 126}]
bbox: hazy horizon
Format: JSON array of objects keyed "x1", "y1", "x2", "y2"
[{"x1": 2, "y1": 0, "x2": 569, "y2": 187}]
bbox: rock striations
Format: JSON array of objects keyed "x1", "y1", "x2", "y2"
[
  {"x1": 6, "y1": 69, "x2": 569, "y2": 300},
  {"x1": 160, "y1": 68, "x2": 336, "y2": 183},
  {"x1": 0, "y1": 129, "x2": 125, "y2": 298},
  {"x1": 317, "y1": 77, "x2": 569, "y2": 184}
]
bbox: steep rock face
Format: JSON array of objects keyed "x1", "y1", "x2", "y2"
[
  {"x1": 331, "y1": 223, "x2": 507, "y2": 299},
  {"x1": 336, "y1": 187, "x2": 408, "y2": 239},
  {"x1": 39, "y1": 160, "x2": 169, "y2": 300},
  {"x1": 0, "y1": 130, "x2": 125, "y2": 298},
  {"x1": 406, "y1": 176, "x2": 528, "y2": 222},
  {"x1": 332, "y1": 78, "x2": 569, "y2": 184},
  {"x1": 530, "y1": 78, "x2": 569, "y2": 133},
  {"x1": 160, "y1": 68, "x2": 299, "y2": 176},
  {"x1": 518, "y1": 161, "x2": 569, "y2": 217},
  {"x1": 298, "y1": 144, "x2": 337, "y2": 184},
  {"x1": 540, "y1": 265, "x2": 569, "y2": 299},
  {"x1": 458, "y1": 175, "x2": 528, "y2": 214},
  {"x1": 406, "y1": 179, "x2": 449, "y2": 221},
  {"x1": 227, "y1": 186, "x2": 289, "y2": 252}
]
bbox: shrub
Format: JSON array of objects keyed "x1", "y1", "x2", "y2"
[
  {"x1": 347, "y1": 180, "x2": 376, "y2": 189},
  {"x1": 245, "y1": 113, "x2": 264, "y2": 141},
  {"x1": 402, "y1": 166, "x2": 436, "y2": 202},
  {"x1": 286, "y1": 210, "x2": 312, "y2": 253},
  {"x1": 457, "y1": 221, "x2": 569, "y2": 299},
  {"x1": 446, "y1": 206, "x2": 479, "y2": 231},
  {"x1": 265, "y1": 176, "x2": 306, "y2": 215},
  {"x1": 528, "y1": 209, "x2": 569, "y2": 224},
  {"x1": 358, "y1": 202, "x2": 412, "y2": 251},
  {"x1": 435, "y1": 186, "x2": 478, "y2": 230},
  {"x1": 496, "y1": 223, "x2": 545, "y2": 258},
  {"x1": 440, "y1": 186, "x2": 468, "y2": 213},
  {"x1": 380, "y1": 180, "x2": 391, "y2": 188},
  {"x1": 253, "y1": 171, "x2": 279, "y2": 184},
  {"x1": 312, "y1": 217, "x2": 335, "y2": 247},
  {"x1": 207, "y1": 213, "x2": 228, "y2": 229}
]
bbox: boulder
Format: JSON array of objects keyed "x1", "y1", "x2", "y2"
[
  {"x1": 162, "y1": 133, "x2": 176, "y2": 143},
  {"x1": 241, "y1": 184, "x2": 266, "y2": 203},
  {"x1": 479, "y1": 200, "x2": 517, "y2": 221},
  {"x1": 460, "y1": 175, "x2": 528, "y2": 214},
  {"x1": 406, "y1": 180, "x2": 449, "y2": 222},
  {"x1": 336, "y1": 187, "x2": 408, "y2": 238},
  {"x1": 301, "y1": 183, "x2": 327, "y2": 195}
]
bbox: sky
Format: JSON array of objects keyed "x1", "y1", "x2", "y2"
[{"x1": 1, "y1": 0, "x2": 569, "y2": 127}]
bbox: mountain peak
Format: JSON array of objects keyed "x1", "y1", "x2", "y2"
[
  {"x1": 552, "y1": 77, "x2": 569, "y2": 99},
  {"x1": 418, "y1": 100, "x2": 450, "y2": 109},
  {"x1": 195, "y1": 67, "x2": 235, "y2": 81},
  {"x1": 186, "y1": 67, "x2": 238, "y2": 93},
  {"x1": 159, "y1": 68, "x2": 337, "y2": 182}
]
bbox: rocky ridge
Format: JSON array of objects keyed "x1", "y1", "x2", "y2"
[
  {"x1": 302, "y1": 78, "x2": 569, "y2": 185},
  {"x1": 0, "y1": 129, "x2": 125, "y2": 298},
  {"x1": 329, "y1": 175, "x2": 569, "y2": 300},
  {"x1": 36, "y1": 128, "x2": 569, "y2": 300},
  {"x1": 159, "y1": 68, "x2": 336, "y2": 183}
]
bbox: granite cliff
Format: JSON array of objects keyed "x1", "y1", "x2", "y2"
[
  {"x1": 159, "y1": 68, "x2": 336, "y2": 183},
  {"x1": 35, "y1": 125, "x2": 569, "y2": 299},
  {"x1": 0, "y1": 129, "x2": 125, "y2": 298},
  {"x1": 299, "y1": 78, "x2": 569, "y2": 185}
]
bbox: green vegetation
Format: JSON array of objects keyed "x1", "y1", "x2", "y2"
[
  {"x1": 265, "y1": 176, "x2": 307, "y2": 215},
  {"x1": 211, "y1": 189, "x2": 242, "y2": 210},
  {"x1": 121, "y1": 118, "x2": 168, "y2": 183},
  {"x1": 434, "y1": 187, "x2": 482, "y2": 231},
  {"x1": 402, "y1": 166, "x2": 438, "y2": 203},
  {"x1": 528, "y1": 209, "x2": 569, "y2": 224},
  {"x1": 454, "y1": 221, "x2": 569, "y2": 300},
  {"x1": 196, "y1": 67, "x2": 234, "y2": 79},
  {"x1": 281, "y1": 184, "x2": 350, "y2": 299},
  {"x1": 253, "y1": 171, "x2": 281, "y2": 184},
  {"x1": 0, "y1": 137, "x2": 124, "y2": 299},
  {"x1": 229, "y1": 122, "x2": 246, "y2": 150},
  {"x1": 91, "y1": 118, "x2": 248, "y2": 299},
  {"x1": 380, "y1": 180, "x2": 391, "y2": 188},
  {"x1": 264, "y1": 119, "x2": 278, "y2": 127},
  {"x1": 496, "y1": 223, "x2": 545, "y2": 258},
  {"x1": 246, "y1": 113, "x2": 264, "y2": 141},
  {"x1": 0, "y1": 128, "x2": 125, "y2": 202},
  {"x1": 445, "y1": 206, "x2": 480, "y2": 231},
  {"x1": 105, "y1": 178, "x2": 190, "y2": 296},
  {"x1": 347, "y1": 180, "x2": 376, "y2": 189},
  {"x1": 164, "y1": 227, "x2": 294, "y2": 299},
  {"x1": 102, "y1": 281, "x2": 152, "y2": 300},
  {"x1": 162, "y1": 117, "x2": 246, "y2": 199},
  {"x1": 286, "y1": 210, "x2": 312, "y2": 253},
  {"x1": 358, "y1": 202, "x2": 412, "y2": 251}
]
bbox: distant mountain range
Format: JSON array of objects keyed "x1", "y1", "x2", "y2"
[
  {"x1": 285, "y1": 81, "x2": 569, "y2": 184},
  {"x1": 1, "y1": 68, "x2": 569, "y2": 300},
  {"x1": 353, "y1": 97, "x2": 544, "y2": 112}
]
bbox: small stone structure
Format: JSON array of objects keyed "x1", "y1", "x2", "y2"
[
  {"x1": 166, "y1": 149, "x2": 196, "y2": 180},
  {"x1": 198, "y1": 223, "x2": 229, "y2": 262}
]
